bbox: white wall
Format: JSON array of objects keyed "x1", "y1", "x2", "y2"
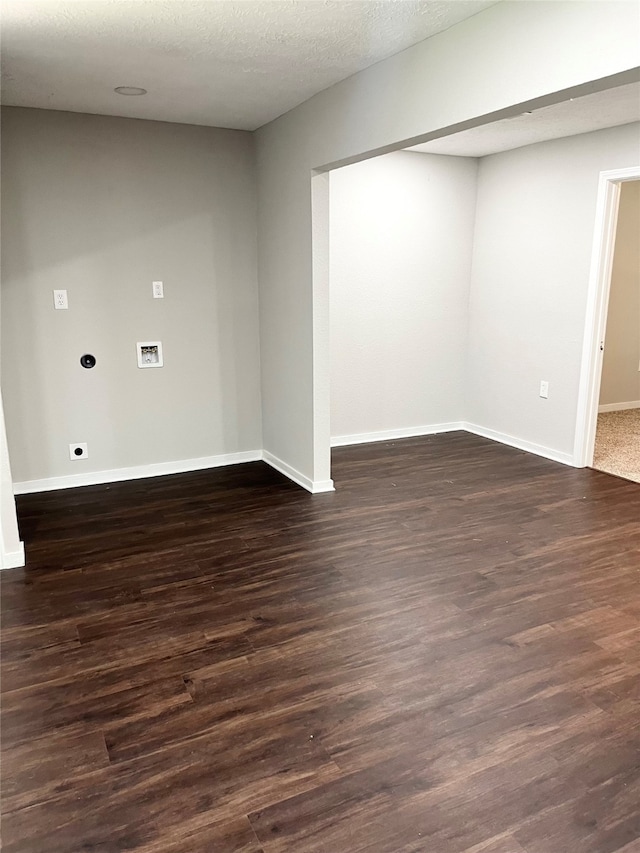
[
  {"x1": 1, "y1": 108, "x2": 262, "y2": 487},
  {"x1": 256, "y1": 1, "x2": 640, "y2": 486},
  {"x1": 466, "y1": 124, "x2": 640, "y2": 459},
  {"x1": 0, "y1": 394, "x2": 24, "y2": 568},
  {"x1": 329, "y1": 151, "x2": 477, "y2": 441},
  {"x1": 600, "y1": 180, "x2": 640, "y2": 408}
]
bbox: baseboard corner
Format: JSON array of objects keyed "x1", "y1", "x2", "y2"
[
  {"x1": 463, "y1": 422, "x2": 575, "y2": 467},
  {"x1": 262, "y1": 450, "x2": 333, "y2": 494},
  {"x1": 1, "y1": 541, "x2": 25, "y2": 570}
]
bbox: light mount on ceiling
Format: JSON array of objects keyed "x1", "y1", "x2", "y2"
[{"x1": 114, "y1": 86, "x2": 147, "y2": 96}]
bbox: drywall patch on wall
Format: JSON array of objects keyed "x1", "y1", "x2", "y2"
[
  {"x1": 599, "y1": 179, "x2": 640, "y2": 407},
  {"x1": 330, "y1": 151, "x2": 478, "y2": 440},
  {"x1": 1, "y1": 107, "x2": 262, "y2": 483}
]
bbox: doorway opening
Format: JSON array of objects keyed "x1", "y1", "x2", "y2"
[
  {"x1": 574, "y1": 167, "x2": 640, "y2": 479},
  {"x1": 592, "y1": 179, "x2": 640, "y2": 482}
]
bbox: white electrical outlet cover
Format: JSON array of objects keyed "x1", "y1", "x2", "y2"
[
  {"x1": 69, "y1": 442, "x2": 88, "y2": 460},
  {"x1": 53, "y1": 289, "x2": 68, "y2": 309},
  {"x1": 152, "y1": 281, "x2": 164, "y2": 298}
]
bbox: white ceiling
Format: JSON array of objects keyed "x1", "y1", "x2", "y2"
[
  {"x1": 1, "y1": 0, "x2": 498, "y2": 131},
  {"x1": 405, "y1": 82, "x2": 640, "y2": 158}
]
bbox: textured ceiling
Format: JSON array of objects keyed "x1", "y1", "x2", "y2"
[
  {"x1": 406, "y1": 82, "x2": 640, "y2": 158},
  {"x1": 1, "y1": 0, "x2": 498, "y2": 131}
]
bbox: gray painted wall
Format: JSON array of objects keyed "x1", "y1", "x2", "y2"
[
  {"x1": 466, "y1": 123, "x2": 640, "y2": 456},
  {"x1": 329, "y1": 151, "x2": 477, "y2": 440},
  {"x1": 1, "y1": 108, "x2": 262, "y2": 484},
  {"x1": 329, "y1": 126, "x2": 640, "y2": 453}
]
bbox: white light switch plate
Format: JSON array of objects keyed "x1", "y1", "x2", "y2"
[{"x1": 152, "y1": 281, "x2": 164, "y2": 298}]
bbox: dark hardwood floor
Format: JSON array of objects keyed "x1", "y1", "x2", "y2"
[{"x1": 2, "y1": 432, "x2": 640, "y2": 853}]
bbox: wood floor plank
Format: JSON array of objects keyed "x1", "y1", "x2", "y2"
[
  {"x1": 248, "y1": 747, "x2": 566, "y2": 853},
  {"x1": 2, "y1": 433, "x2": 639, "y2": 852},
  {"x1": 1, "y1": 718, "x2": 341, "y2": 853},
  {"x1": 513, "y1": 765, "x2": 640, "y2": 853},
  {"x1": 1, "y1": 729, "x2": 110, "y2": 813},
  {"x1": 130, "y1": 816, "x2": 265, "y2": 853},
  {"x1": 1, "y1": 669, "x2": 193, "y2": 748}
]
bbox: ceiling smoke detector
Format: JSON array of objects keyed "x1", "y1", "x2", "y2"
[{"x1": 114, "y1": 86, "x2": 147, "y2": 96}]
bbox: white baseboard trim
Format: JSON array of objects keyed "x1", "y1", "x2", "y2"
[
  {"x1": 598, "y1": 400, "x2": 640, "y2": 413},
  {"x1": 262, "y1": 450, "x2": 335, "y2": 494},
  {"x1": 13, "y1": 450, "x2": 263, "y2": 495},
  {"x1": 1, "y1": 541, "x2": 25, "y2": 570},
  {"x1": 463, "y1": 423, "x2": 575, "y2": 467},
  {"x1": 331, "y1": 422, "x2": 464, "y2": 448},
  {"x1": 10, "y1": 422, "x2": 577, "y2": 498},
  {"x1": 331, "y1": 421, "x2": 575, "y2": 468}
]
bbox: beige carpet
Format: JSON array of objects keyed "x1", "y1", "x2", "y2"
[{"x1": 593, "y1": 409, "x2": 640, "y2": 484}]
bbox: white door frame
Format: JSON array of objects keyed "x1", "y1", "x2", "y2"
[{"x1": 574, "y1": 165, "x2": 640, "y2": 468}]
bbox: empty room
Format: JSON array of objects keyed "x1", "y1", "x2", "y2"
[{"x1": 1, "y1": 2, "x2": 640, "y2": 852}]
